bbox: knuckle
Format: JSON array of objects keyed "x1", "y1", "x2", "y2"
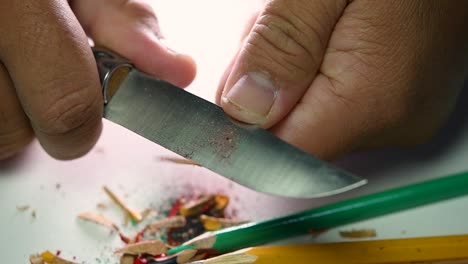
[
  {"x1": 244, "y1": 10, "x2": 323, "y2": 80},
  {"x1": 34, "y1": 79, "x2": 101, "y2": 136},
  {"x1": 121, "y1": 0, "x2": 157, "y2": 19}
]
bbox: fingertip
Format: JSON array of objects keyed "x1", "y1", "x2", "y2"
[
  {"x1": 37, "y1": 116, "x2": 103, "y2": 160},
  {"x1": 123, "y1": 33, "x2": 197, "y2": 89}
]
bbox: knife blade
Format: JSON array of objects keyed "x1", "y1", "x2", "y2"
[{"x1": 93, "y1": 47, "x2": 366, "y2": 198}]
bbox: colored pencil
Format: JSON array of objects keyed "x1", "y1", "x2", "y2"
[
  {"x1": 168, "y1": 170, "x2": 468, "y2": 254},
  {"x1": 185, "y1": 234, "x2": 468, "y2": 264}
]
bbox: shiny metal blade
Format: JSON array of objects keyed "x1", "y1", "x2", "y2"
[{"x1": 103, "y1": 69, "x2": 366, "y2": 198}]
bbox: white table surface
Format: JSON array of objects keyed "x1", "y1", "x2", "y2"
[{"x1": 1, "y1": 1, "x2": 468, "y2": 262}]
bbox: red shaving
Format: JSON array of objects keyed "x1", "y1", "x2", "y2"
[
  {"x1": 134, "y1": 257, "x2": 147, "y2": 264},
  {"x1": 134, "y1": 230, "x2": 145, "y2": 243},
  {"x1": 168, "y1": 199, "x2": 182, "y2": 217},
  {"x1": 119, "y1": 233, "x2": 131, "y2": 244}
]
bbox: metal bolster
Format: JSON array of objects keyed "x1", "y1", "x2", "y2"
[{"x1": 92, "y1": 47, "x2": 133, "y2": 104}]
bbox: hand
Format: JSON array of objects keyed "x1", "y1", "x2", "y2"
[
  {"x1": 217, "y1": 1, "x2": 468, "y2": 160},
  {"x1": 0, "y1": 0, "x2": 196, "y2": 160}
]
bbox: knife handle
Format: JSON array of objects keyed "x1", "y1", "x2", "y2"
[{"x1": 92, "y1": 47, "x2": 133, "y2": 104}]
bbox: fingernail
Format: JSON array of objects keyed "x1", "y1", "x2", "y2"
[{"x1": 222, "y1": 73, "x2": 276, "y2": 123}]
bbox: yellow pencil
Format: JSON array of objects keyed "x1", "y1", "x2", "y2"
[{"x1": 244, "y1": 234, "x2": 468, "y2": 264}]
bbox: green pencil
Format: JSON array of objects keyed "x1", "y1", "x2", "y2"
[{"x1": 168, "y1": 170, "x2": 468, "y2": 255}]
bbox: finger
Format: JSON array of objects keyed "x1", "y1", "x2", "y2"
[
  {"x1": 0, "y1": 63, "x2": 34, "y2": 160},
  {"x1": 0, "y1": 0, "x2": 103, "y2": 160},
  {"x1": 219, "y1": 0, "x2": 347, "y2": 127},
  {"x1": 71, "y1": 0, "x2": 196, "y2": 88}
]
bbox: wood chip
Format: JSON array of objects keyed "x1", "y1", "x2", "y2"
[
  {"x1": 115, "y1": 240, "x2": 167, "y2": 256},
  {"x1": 16, "y1": 205, "x2": 30, "y2": 212},
  {"x1": 78, "y1": 212, "x2": 119, "y2": 231},
  {"x1": 145, "y1": 216, "x2": 186, "y2": 233},
  {"x1": 339, "y1": 228, "x2": 377, "y2": 239},
  {"x1": 103, "y1": 186, "x2": 142, "y2": 222},
  {"x1": 200, "y1": 215, "x2": 248, "y2": 231}
]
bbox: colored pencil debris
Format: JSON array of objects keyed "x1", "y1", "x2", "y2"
[
  {"x1": 160, "y1": 156, "x2": 201, "y2": 166},
  {"x1": 113, "y1": 193, "x2": 247, "y2": 263},
  {"x1": 16, "y1": 205, "x2": 31, "y2": 212},
  {"x1": 103, "y1": 185, "x2": 143, "y2": 222},
  {"x1": 339, "y1": 228, "x2": 377, "y2": 239},
  {"x1": 29, "y1": 251, "x2": 78, "y2": 264},
  {"x1": 77, "y1": 212, "x2": 119, "y2": 232},
  {"x1": 31, "y1": 188, "x2": 246, "y2": 264}
]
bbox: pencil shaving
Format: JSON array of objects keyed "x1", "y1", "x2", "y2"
[
  {"x1": 78, "y1": 212, "x2": 119, "y2": 231},
  {"x1": 339, "y1": 228, "x2": 377, "y2": 238},
  {"x1": 29, "y1": 251, "x2": 79, "y2": 264},
  {"x1": 16, "y1": 205, "x2": 30, "y2": 212},
  {"x1": 176, "y1": 249, "x2": 199, "y2": 263},
  {"x1": 120, "y1": 254, "x2": 135, "y2": 264},
  {"x1": 115, "y1": 240, "x2": 167, "y2": 256},
  {"x1": 96, "y1": 203, "x2": 108, "y2": 210},
  {"x1": 160, "y1": 156, "x2": 201, "y2": 166},
  {"x1": 103, "y1": 186, "x2": 142, "y2": 222},
  {"x1": 180, "y1": 195, "x2": 215, "y2": 216},
  {"x1": 214, "y1": 195, "x2": 229, "y2": 210},
  {"x1": 145, "y1": 216, "x2": 186, "y2": 233},
  {"x1": 200, "y1": 215, "x2": 248, "y2": 231}
]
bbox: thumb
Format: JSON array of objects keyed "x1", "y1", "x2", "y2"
[{"x1": 219, "y1": 0, "x2": 346, "y2": 127}]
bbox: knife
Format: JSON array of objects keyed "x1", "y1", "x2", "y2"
[{"x1": 93, "y1": 47, "x2": 366, "y2": 198}]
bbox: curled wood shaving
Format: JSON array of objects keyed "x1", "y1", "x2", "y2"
[
  {"x1": 103, "y1": 186, "x2": 142, "y2": 222},
  {"x1": 115, "y1": 240, "x2": 167, "y2": 256},
  {"x1": 145, "y1": 216, "x2": 187, "y2": 233},
  {"x1": 78, "y1": 212, "x2": 119, "y2": 231},
  {"x1": 339, "y1": 228, "x2": 377, "y2": 239}
]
